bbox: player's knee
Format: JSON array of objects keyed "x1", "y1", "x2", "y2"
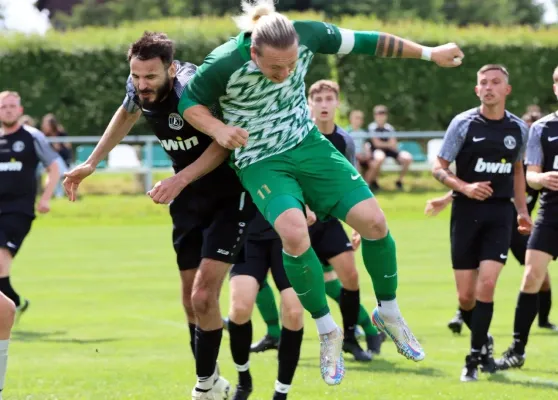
[
  {"x1": 358, "y1": 205, "x2": 388, "y2": 239},
  {"x1": 277, "y1": 212, "x2": 310, "y2": 255},
  {"x1": 182, "y1": 295, "x2": 196, "y2": 322},
  {"x1": 0, "y1": 293, "x2": 15, "y2": 329},
  {"x1": 281, "y1": 296, "x2": 304, "y2": 330},
  {"x1": 477, "y1": 276, "x2": 498, "y2": 300},
  {"x1": 191, "y1": 287, "x2": 214, "y2": 316},
  {"x1": 229, "y1": 297, "x2": 254, "y2": 325},
  {"x1": 523, "y1": 264, "x2": 547, "y2": 291},
  {"x1": 458, "y1": 293, "x2": 476, "y2": 310}
]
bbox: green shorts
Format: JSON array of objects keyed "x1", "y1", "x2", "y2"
[{"x1": 237, "y1": 128, "x2": 373, "y2": 225}]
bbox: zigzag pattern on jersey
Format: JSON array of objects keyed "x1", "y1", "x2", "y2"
[{"x1": 220, "y1": 46, "x2": 316, "y2": 169}]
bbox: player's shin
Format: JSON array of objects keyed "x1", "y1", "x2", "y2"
[
  {"x1": 256, "y1": 281, "x2": 281, "y2": 339},
  {"x1": 275, "y1": 328, "x2": 303, "y2": 400},
  {"x1": 361, "y1": 232, "x2": 398, "y2": 312},
  {"x1": 340, "y1": 288, "x2": 360, "y2": 341},
  {"x1": 229, "y1": 320, "x2": 253, "y2": 389},
  {"x1": 189, "y1": 323, "x2": 197, "y2": 357},
  {"x1": 282, "y1": 248, "x2": 333, "y2": 332},
  {"x1": 512, "y1": 292, "x2": 538, "y2": 354},
  {"x1": 194, "y1": 327, "x2": 223, "y2": 392}
]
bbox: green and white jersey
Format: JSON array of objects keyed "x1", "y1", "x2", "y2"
[{"x1": 179, "y1": 20, "x2": 380, "y2": 169}]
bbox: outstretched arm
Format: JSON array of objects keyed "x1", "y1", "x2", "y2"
[{"x1": 147, "y1": 140, "x2": 231, "y2": 205}]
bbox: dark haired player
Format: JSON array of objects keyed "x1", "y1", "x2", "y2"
[{"x1": 63, "y1": 32, "x2": 256, "y2": 399}]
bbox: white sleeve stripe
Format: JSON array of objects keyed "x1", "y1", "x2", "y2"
[{"x1": 338, "y1": 28, "x2": 355, "y2": 55}]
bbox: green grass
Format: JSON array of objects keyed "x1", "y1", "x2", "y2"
[{"x1": 8, "y1": 193, "x2": 558, "y2": 399}]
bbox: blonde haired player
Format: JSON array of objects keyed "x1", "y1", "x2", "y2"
[{"x1": 178, "y1": 0, "x2": 464, "y2": 395}]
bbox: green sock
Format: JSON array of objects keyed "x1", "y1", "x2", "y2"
[
  {"x1": 358, "y1": 305, "x2": 379, "y2": 336},
  {"x1": 283, "y1": 247, "x2": 330, "y2": 319},
  {"x1": 361, "y1": 231, "x2": 398, "y2": 301},
  {"x1": 255, "y1": 279, "x2": 281, "y2": 339},
  {"x1": 325, "y1": 279, "x2": 342, "y2": 302}
]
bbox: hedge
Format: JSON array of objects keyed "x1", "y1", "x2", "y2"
[{"x1": 2, "y1": 12, "x2": 558, "y2": 135}]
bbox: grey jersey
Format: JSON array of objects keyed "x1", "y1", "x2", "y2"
[{"x1": 439, "y1": 107, "x2": 528, "y2": 201}]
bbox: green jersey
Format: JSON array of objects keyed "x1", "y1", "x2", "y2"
[{"x1": 179, "y1": 20, "x2": 379, "y2": 169}]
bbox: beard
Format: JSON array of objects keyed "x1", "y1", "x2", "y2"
[
  {"x1": 1, "y1": 119, "x2": 19, "y2": 128},
  {"x1": 137, "y1": 75, "x2": 172, "y2": 108}
]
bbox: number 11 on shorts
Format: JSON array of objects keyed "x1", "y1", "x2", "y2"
[{"x1": 257, "y1": 184, "x2": 271, "y2": 200}]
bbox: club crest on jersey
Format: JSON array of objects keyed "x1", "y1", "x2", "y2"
[
  {"x1": 168, "y1": 113, "x2": 184, "y2": 131},
  {"x1": 12, "y1": 141, "x2": 24, "y2": 152},
  {"x1": 504, "y1": 135, "x2": 516, "y2": 150}
]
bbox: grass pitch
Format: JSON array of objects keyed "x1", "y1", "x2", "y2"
[{"x1": 7, "y1": 191, "x2": 558, "y2": 399}]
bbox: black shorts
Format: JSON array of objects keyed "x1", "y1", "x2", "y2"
[
  {"x1": 310, "y1": 219, "x2": 353, "y2": 265},
  {"x1": 171, "y1": 190, "x2": 256, "y2": 271},
  {"x1": 229, "y1": 238, "x2": 291, "y2": 292},
  {"x1": 527, "y1": 216, "x2": 558, "y2": 260},
  {"x1": 379, "y1": 148, "x2": 401, "y2": 160},
  {"x1": 450, "y1": 199, "x2": 514, "y2": 270},
  {"x1": 0, "y1": 212, "x2": 33, "y2": 257}
]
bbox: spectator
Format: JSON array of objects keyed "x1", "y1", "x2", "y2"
[
  {"x1": 41, "y1": 114, "x2": 72, "y2": 168},
  {"x1": 522, "y1": 110, "x2": 542, "y2": 127},
  {"x1": 526, "y1": 104, "x2": 542, "y2": 114},
  {"x1": 365, "y1": 105, "x2": 413, "y2": 191},
  {"x1": 19, "y1": 115, "x2": 36, "y2": 127},
  {"x1": 346, "y1": 109, "x2": 367, "y2": 161},
  {"x1": 38, "y1": 114, "x2": 71, "y2": 198}
]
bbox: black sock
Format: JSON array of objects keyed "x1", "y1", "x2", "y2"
[
  {"x1": 188, "y1": 323, "x2": 196, "y2": 358},
  {"x1": 340, "y1": 288, "x2": 360, "y2": 342},
  {"x1": 460, "y1": 307, "x2": 474, "y2": 331},
  {"x1": 276, "y1": 327, "x2": 303, "y2": 397},
  {"x1": 538, "y1": 289, "x2": 551, "y2": 326},
  {"x1": 513, "y1": 292, "x2": 539, "y2": 355},
  {"x1": 228, "y1": 320, "x2": 253, "y2": 388},
  {"x1": 470, "y1": 301, "x2": 493, "y2": 353},
  {"x1": 195, "y1": 327, "x2": 223, "y2": 382},
  {"x1": 0, "y1": 277, "x2": 20, "y2": 307}
]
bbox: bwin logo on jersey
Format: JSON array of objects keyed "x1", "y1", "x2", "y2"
[
  {"x1": 553, "y1": 155, "x2": 558, "y2": 170},
  {"x1": 168, "y1": 113, "x2": 184, "y2": 130},
  {"x1": 0, "y1": 158, "x2": 23, "y2": 172},
  {"x1": 160, "y1": 136, "x2": 199, "y2": 151},
  {"x1": 474, "y1": 158, "x2": 512, "y2": 174}
]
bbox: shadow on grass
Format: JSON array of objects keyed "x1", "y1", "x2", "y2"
[
  {"x1": 11, "y1": 330, "x2": 120, "y2": 345},
  {"x1": 487, "y1": 372, "x2": 558, "y2": 390},
  {"x1": 298, "y1": 358, "x2": 445, "y2": 378}
]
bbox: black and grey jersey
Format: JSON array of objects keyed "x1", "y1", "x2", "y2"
[
  {"x1": 525, "y1": 112, "x2": 558, "y2": 212},
  {"x1": 438, "y1": 107, "x2": 528, "y2": 201},
  {"x1": 0, "y1": 125, "x2": 59, "y2": 217},
  {"x1": 122, "y1": 60, "x2": 242, "y2": 196}
]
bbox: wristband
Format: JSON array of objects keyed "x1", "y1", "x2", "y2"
[{"x1": 421, "y1": 46, "x2": 432, "y2": 61}]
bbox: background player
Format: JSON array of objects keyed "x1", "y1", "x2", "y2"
[
  {"x1": 180, "y1": 0, "x2": 464, "y2": 384},
  {"x1": 62, "y1": 32, "x2": 255, "y2": 399},
  {"x1": 428, "y1": 111, "x2": 556, "y2": 335},
  {"x1": 0, "y1": 90, "x2": 60, "y2": 317},
  {"x1": 432, "y1": 64, "x2": 531, "y2": 381},
  {"x1": 227, "y1": 209, "x2": 305, "y2": 400},
  {"x1": 496, "y1": 67, "x2": 558, "y2": 370}
]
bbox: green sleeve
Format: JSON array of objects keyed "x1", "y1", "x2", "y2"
[
  {"x1": 178, "y1": 41, "x2": 241, "y2": 115},
  {"x1": 294, "y1": 20, "x2": 380, "y2": 56}
]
